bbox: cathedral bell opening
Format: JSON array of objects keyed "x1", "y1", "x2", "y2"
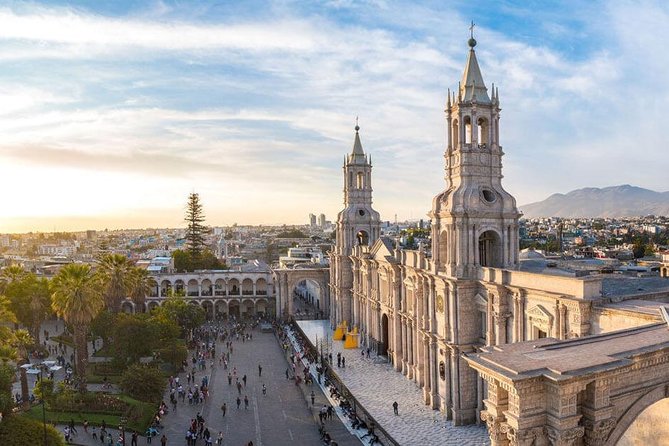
[{"x1": 478, "y1": 230, "x2": 501, "y2": 267}]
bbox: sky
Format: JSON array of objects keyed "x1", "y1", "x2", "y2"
[{"x1": 0, "y1": 0, "x2": 668, "y2": 233}]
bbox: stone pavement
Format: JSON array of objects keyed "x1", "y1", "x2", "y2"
[
  {"x1": 296, "y1": 320, "x2": 489, "y2": 446},
  {"x1": 152, "y1": 327, "x2": 343, "y2": 446}
]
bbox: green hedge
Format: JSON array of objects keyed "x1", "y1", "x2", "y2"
[{"x1": 0, "y1": 415, "x2": 65, "y2": 446}]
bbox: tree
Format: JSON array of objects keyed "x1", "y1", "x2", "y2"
[
  {"x1": 13, "y1": 329, "x2": 33, "y2": 407},
  {"x1": 128, "y1": 267, "x2": 154, "y2": 313},
  {"x1": 97, "y1": 253, "x2": 133, "y2": 312},
  {"x1": 119, "y1": 364, "x2": 165, "y2": 403},
  {"x1": 50, "y1": 264, "x2": 104, "y2": 392},
  {"x1": 4, "y1": 273, "x2": 51, "y2": 341},
  {"x1": 110, "y1": 314, "x2": 159, "y2": 365},
  {"x1": 185, "y1": 193, "x2": 208, "y2": 261},
  {"x1": 151, "y1": 297, "x2": 205, "y2": 337}
]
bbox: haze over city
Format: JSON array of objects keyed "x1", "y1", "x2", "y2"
[{"x1": 1, "y1": 0, "x2": 668, "y2": 233}]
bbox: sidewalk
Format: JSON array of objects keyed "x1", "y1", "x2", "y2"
[{"x1": 295, "y1": 320, "x2": 489, "y2": 446}]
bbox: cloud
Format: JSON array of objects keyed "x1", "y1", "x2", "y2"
[{"x1": 0, "y1": 1, "x2": 668, "y2": 231}]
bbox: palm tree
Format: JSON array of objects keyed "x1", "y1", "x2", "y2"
[
  {"x1": 97, "y1": 254, "x2": 133, "y2": 312},
  {"x1": 128, "y1": 267, "x2": 154, "y2": 313},
  {"x1": 50, "y1": 264, "x2": 104, "y2": 392},
  {"x1": 13, "y1": 329, "x2": 33, "y2": 408},
  {"x1": 0, "y1": 264, "x2": 27, "y2": 294}
]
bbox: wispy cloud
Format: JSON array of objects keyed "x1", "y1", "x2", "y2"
[{"x1": 0, "y1": 1, "x2": 667, "y2": 232}]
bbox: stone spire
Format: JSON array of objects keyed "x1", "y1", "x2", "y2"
[
  {"x1": 459, "y1": 26, "x2": 490, "y2": 104},
  {"x1": 349, "y1": 118, "x2": 367, "y2": 164}
]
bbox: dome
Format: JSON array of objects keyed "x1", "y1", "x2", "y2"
[{"x1": 519, "y1": 248, "x2": 546, "y2": 261}]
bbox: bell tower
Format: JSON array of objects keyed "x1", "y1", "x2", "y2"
[
  {"x1": 430, "y1": 32, "x2": 520, "y2": 278},
  {"x1": 330, "y1": 122, "x2": 381, "y2": 325}
]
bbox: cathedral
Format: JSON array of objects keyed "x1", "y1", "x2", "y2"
[{"x1": 328, "y1": 34, "x2": 662, "y2": 431}]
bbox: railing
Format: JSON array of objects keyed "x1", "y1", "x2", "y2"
[
  {"x1": 292, "y1": 323, "x2": 400, "y2": 446},
  {"x1": 242, "y1": 290, "x2": 254, "y2": 295}
]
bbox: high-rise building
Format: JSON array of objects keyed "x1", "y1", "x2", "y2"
[
  {"x1": 318, "y1": 213, "x2": 326, "y2": 228},
  {"x1": 309, "y1": 213, "x2": 317, "y2": 227}
]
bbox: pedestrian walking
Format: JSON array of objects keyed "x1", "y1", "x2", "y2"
[
  {"x1": 221, "y1": 402, "x2": 227, "y2": 417},
  {"x1": 258, "y1": 364, "x2": 262, "y2": 377},
  {"x1": 161, "y1": 434, "x2": 167, "y2": 446},
  {"x1": 131, "y1": 432, "x2": 138, "y2": 446},
  {"x1": 236, "y1": 396, "x2": 241, "y2": 409},
  {"x1": 216, "y1": 432, "x2": 223, "y2": 445},
  {"x1": 337, "y1": 352, "x2": 341, "y2": 368},
  {"x1": 393, "y1": 401, "x2": 399, "y2": 415},
  {"x1": 262, "y1": 384, "x2": 266, "y2": 396},
  {"x1": 285, "y1": 368, "x2": 290, "y2": 379},
  {"x1": 342, "y1": 356, "x2": 345, "y2": 367},
  {"x1": 244, "y1": 395, "x2": 249, "y2": 410},
  {"x1": 310, "y1": 390, "x2": 315, "y2": 406},
  {"x1": 243, "y1": 374, "x2": 247, "y2": 387}
]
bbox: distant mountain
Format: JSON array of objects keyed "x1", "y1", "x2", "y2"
[{"x1": 520, "y1": 185, "x2": 669, "y2": 218}]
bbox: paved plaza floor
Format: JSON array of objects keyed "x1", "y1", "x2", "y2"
[
  {"x1": 297, "y1": 320, "x2": 489, "y2": 446},
  {"x1": 57, "y1": 325, "x2": 356, "y2": 446}
]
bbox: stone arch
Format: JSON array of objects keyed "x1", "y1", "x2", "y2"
[
  {"x1": 201, "y1": 279, "x2": 212, "y2": 296},
  {"x1": 120, "y1": 301, "x2": 134, "y2": 314},
  {"x1": 477, "y1": 116, "x2": 489, "y2": 146},
  {"x1": 228, "y1": 299, "x2": 241, "y2": 319},
  {"x1": 356, "y1": 229, "x2": 369, "y2": 246},
  {"x1": 174, "y1": 279, "x2": 185, "y2": 294},
  {"x1": 478, "y1": 229, "x2": 502, "y2": 268},
  {"x1": 275, "y1": 268, "x2": 330, "y2": 320},
  {"x1": 255, "y1": 298, "x2": 268, "y2": 315},
  {"x1": 228, "y1": 278, "x2": 240, "y2": 295},
  {"x1": 241, "y1": 298, "x2": 255, "y2": 317},
  {"x1": 160, "y1": 280, "x2": 172, "y2": 297},
  {"x1": 201, "y1": 300, "x2": 214, "y2": 319},
  {"x1": 147, "y1": 301, "x2": 160, "y2": 312},
  {"x1": 452, "y1": 119, "x2": 459, "y2": 147},
  {"x1": 608, "y1": 385, "x2": 668, "y2": 445},
  {"x1": 241, "y1": 278, "x2": 254, "y2": 295},
  {"x1": 380, "y1": 313, "x2": 389, "y2": 356},
  {"x1": 214, "y1": 278, "x2": 226, "y2": 296},
  {"x1": 463, "y1": 115, "x2": 472, "y2": 144},
  {"x1": 214, "y1": 300, "x2": 228, "y2": 319},
  {"x1": 255, "y1": 278, "x2": 268, "y2": 295},
  {"x1": 187, "y1": 279, "x2": 199, "y2": 296}
]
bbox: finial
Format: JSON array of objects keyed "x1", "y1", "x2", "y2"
[
  {"x1": 468, "y1": 20, "x2": 477, "y2": 48},
  {"x1": 447, "y1": 88, "x2": 451, "y2": 108},
  {"x1": 355, "y1": 116, "x2": 360, "y2": 132}
]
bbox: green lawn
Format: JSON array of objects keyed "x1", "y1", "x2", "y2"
[{"x1": 23, "y1": 394, "x2": 156, "y2": 433}]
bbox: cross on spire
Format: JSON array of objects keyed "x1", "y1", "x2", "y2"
[
  {"x1": 355, "y1": 116, "x2": 360, "y2": 132},
  {"x1": 469, "y1": 21, "x2": 475, "y2": 39}
]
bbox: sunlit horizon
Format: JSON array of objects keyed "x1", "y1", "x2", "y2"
[{"x1": 1, "y1": 1, "x2": 668, "y2": 233}]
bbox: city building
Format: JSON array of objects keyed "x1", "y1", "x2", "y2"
[
  {"x1": 328, "y1": 35, "x2": 669, "y2": 444},
  {"x1": 318, "y1": 213, "x2": 326, "y2": 228},
  {"x1": 278, "y1": 246, "x2": 327, "y2": 268},
  {"x1": 309, "y1": 213, "x2": 317, "y2": 227}
]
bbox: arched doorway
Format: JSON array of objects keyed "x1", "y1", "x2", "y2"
[
  {"x1": 201, "y1": 301, "x2": 214, "y2": 320},
  {"x1": 618, "y1": 398, "x2": 669, "y2": 445},
  {"x1": 229, "y1": 300, "x2": 240, "y2": 320},
  {"x1": 120, "y1": 301, "x2": 134, "y2": 314},
  {"x1": 147, "y1": 301, "x2": 160, "y2": 312},
  {"x1": 380, "y1": 313, "x2": 389, "y2": 356},
  {"x1": 478, "y1": 230, "x2": 501, "y2": 267}
]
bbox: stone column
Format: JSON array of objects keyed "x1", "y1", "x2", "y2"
[
  {"x1": 486, "y1": 296, "x2": 494, "y2": 347},
  {"x1": 431, "y1": 341, "x2": 440, "y2": 410},
  {"x1": 480, "y1": 380, "x2": 509, "y2": 446}
]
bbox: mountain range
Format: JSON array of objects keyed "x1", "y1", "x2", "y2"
[{"x1": 519, "y1": 185, "x2": 669, "y2": 218}]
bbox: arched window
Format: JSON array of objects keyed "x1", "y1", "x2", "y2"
[
  {"x1": 477, "y1": 117, "x2": 489, "y2": 147},
  {"x1": 357, "y1": 172, "x2": 364, "y2": 189},
  {"x1": 478, "y1": 230, "x2": 502, "y2": 267},
  {"x1": 452, "y1": 119, "x2": 459, "y2": 147},
  {"x1": 463, "y1": 116, "x2": 472, "y2": 144},
  {"x1": 349, "y1": 171, "x2": 353, "y2": 188}
]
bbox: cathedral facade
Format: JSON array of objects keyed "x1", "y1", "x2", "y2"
[{"x1": 329, "y1": 37, "x2": 608, "y2": 426}]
